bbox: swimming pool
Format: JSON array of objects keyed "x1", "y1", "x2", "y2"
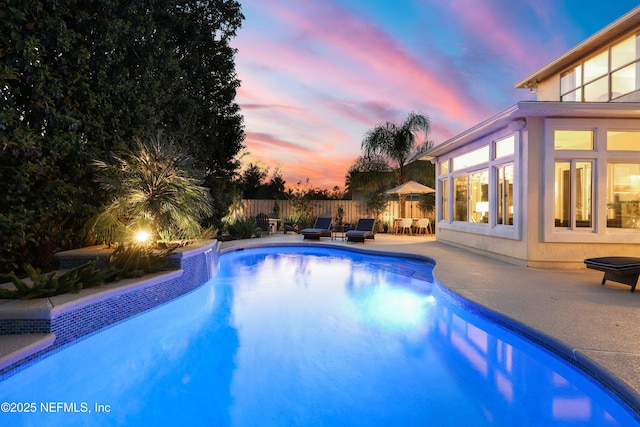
[{"x1": 0, "y1": 245, "x2": 637, "y2": 426}]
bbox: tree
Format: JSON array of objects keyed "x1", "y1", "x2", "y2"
[
  {"x1": 265, "y1": 169, "x2": 287, "y2": 199},
  {"x1": 1, "y1": 0, "x2": 244, "y2": 273},
  {"x1": 365, "y1": 191, "x2": 389, "y2": 232},
  {"x1": 156, "y1": 1, "x2": 245, "y2": 227},
  {"x1": 239, "y1": 163, "x2": 269, "y2": 199},
  {"x1": 357, "y1": 112, "x2": 432, "y2": 217},
  {"x1": 238, "y1": 163, "x2": 287, "y2": 199}
]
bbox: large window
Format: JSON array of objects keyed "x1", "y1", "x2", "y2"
[
  {"x1": 554, "y1": 130, "x2": 594, "y2": 150},
  {"x1": 496, "y1": 164, "x2": 514, "y2": 226},
  {"x1": 545, "y1": 119, "x2": 640, "y2": 243},
  {"x1": 453, "y1": 171, "x2": 489, "y2": 223},
  {"x1": 554, "y1": 161, "x2": 592, "y2": 228},
  {"x1": 469, "y1": 171, "x2": 489, "y2": 223},
  {"x1": 454, "y1": 176, "x2": 468, "y2": 221},
  {"x1": 607, "y1": 163, "x2": 640, "y2": 228},
  {"x1": 440, "y1": 178, "x2": 449, "y2": 221},
  {"x1": 495, "y1": 136, "x2": 514, "y2": 159},
  {"x1": 452, "y1": 146, "x2": 489, "y2": 171},
  {"x1": 561, "y1": 34, "x2": 640, "y2": 102},
  {"x1": 439, "y1": 132, "x2": 518, "y2": 236},
  {"x1": 607, "y1": 131, "x2": 640, "y2": 150}
]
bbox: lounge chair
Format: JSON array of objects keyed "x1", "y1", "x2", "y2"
[
  {"x1": 346, "y1": 218, "x2": 376, "y2": 243},
  {"x1": 256, "y1": 213, "x2": 270, "y2": 234},
  {"x1": 584, "y1": 256, "x2": 640, "y2": 292},
  {"x1": 301, "y1": 217, "x2": 332, "y2": 240}
]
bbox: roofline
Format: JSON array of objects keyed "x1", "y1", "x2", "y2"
[
  {"x1": 419, "y1": 103, "x2": 520, "y2": 159},
  {"x1": 420, "y1": 101, "x2": 640, "y2": 159},
  {"x1": 514, "y1": 6, "x2": 640, "y2": 89}
]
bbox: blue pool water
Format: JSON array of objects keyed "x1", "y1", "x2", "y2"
[{"x1": 0, "y1": 246, "x2": 637, "y2": 426}]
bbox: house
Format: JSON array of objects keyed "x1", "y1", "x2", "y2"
[{"x1": 421, "y1": 6, "x2": 640, "y2": 268}]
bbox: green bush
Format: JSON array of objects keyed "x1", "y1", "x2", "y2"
[
  {"x1": 226, "y1": 217, "x2": 261, "y2": 240},
  {"x1": 85, "y1": 132, "x2": 214, "y2": 246},
  {"x1": 0, "y1": 244, "x2": 177, "y2": 300}
]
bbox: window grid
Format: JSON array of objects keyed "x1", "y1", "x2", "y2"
[{"x1": 560, "y1": 34, "x2": 640, "y2": 102}]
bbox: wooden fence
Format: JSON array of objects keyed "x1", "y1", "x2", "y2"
[{"x1": 237, "y1": 199, "x2": 433, "y2": 229}]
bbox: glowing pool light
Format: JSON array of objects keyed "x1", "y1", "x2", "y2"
[{"x1": 350, "y1": 283, "x2": 435, "y2": 331}]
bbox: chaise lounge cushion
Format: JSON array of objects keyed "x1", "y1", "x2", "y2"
[
  {"x1": 346, "y1": 218, "x2": 376, "y2": 243},
  {"x1": 584, "y1": 256, "x2": 640, "y2": 292},
  {"x1": 301, "y1": 217, "x2": 332, "y2": 240}
]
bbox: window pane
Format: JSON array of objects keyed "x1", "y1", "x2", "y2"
[
  {"x1": 495, "y1": 136, "x2": 514, "y2": 158},
  {"x1": 575, "y1": 162, "x2": 592, "y2": 228},
  {"x1": 561, "y1": 65, "x2": 582, "y2": 93},
  {"x1": 440, "y1": 160, "x2": 449, "y2": 175},
  {"x1": 440, "y1": 178, "x2": 449, "y2": 221},
  {"x1": 454, "y1": 176, "x2": 468, "y2": 222},
  {"x1": 497, "y1": 164, "x2": 514, "y2": 226},
  {"x1": 611, "y1": 62, "x2": 639, "y2": 98},
  {"x1": 607, "y1": 131, "x2": 640, "y2": 150},
  {"x1": 561, "y1": 88, "x2": 582, "y2": 102},
  {"x1": 583, "y1": 76, "x2": 609, "y2": 102},
  {"x1": 611, "y1": 35, "x2": 639, "y2": 70},
  {"x1": 555, "y1": 162, "x2": 571, "y2": 227},
  {"x1": 470, "y1": 170, "x2": 489, "y2": 223},
  {"x1": 584, "y1": 50, "x2": 608, "y2": 82},
  {"x1": 607, "y1": 163, "x2": 640, "y2": 228},
  {"x1": 452, "y1": 146, "x2": 489, "y2": 171},
  {"x1": 554, "y1": 130, "x2": 594, "y2": 150}
]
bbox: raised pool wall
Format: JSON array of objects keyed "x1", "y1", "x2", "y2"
[{"x1": 0, "y1": 241, "x2": 218, "y2": 380}]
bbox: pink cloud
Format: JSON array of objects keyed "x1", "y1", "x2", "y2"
[
  {"x1": 269, "y1": 0, "x2": 490, "y2": 126},
  {"x1": 233, "y1": 0, "x2": 622, "y2": 190},
  {"x1": 245, "y1": 131, "x2": 314, "y2": 155}
]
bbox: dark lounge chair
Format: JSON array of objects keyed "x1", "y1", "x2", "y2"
[
  {"x1": 256, "y1": 213, "x2": 270, "y2": 234},
  {"x1": 301, "y1": 217, "x2": 332, "y2": 240},
  {"x1": 584, "y1": 256, "x2": 640, "y2": 292},
  {"x1": 346, "y1": 218, "x2": 376, "y2": 243}
]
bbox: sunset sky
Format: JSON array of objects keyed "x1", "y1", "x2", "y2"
[{"x1": 232, "y1": 0, "x2": 640, "y2": 190}]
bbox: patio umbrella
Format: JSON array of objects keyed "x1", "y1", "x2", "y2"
[{"x1": 385, "y1": 180, "x2": 435, "y2": 217}]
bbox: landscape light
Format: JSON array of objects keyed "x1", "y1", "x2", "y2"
[{"x1": 135, "y1": 230, "x2": 151, "y2": 243}]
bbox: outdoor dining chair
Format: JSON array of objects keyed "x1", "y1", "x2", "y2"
[
  {"x1": 416, "y1": 218, "x2": 431, "y2": 235},
  {"x1": 398, "y1": 218, "x2": 413, "y2": 235}
]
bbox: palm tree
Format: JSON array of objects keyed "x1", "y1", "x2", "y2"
[
  {"x1": 360, "y1": 112, "x2": 431, "y2": 217},
  {"x1": 86, "y1": 132, "x2": 214, "y2": 246}
]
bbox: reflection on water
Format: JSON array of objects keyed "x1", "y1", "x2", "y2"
[
  {"x1": 0, "y1": 246, "x2": 636, "y2": 426},
  {"x1": 430, "y1": 295, "x2": 629, "y2": 425},
  {"x1": 221, "y1": 247, "x2": 636, "y2": 426}
]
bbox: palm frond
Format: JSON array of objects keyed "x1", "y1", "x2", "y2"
[{"x1": 84, "y1": 132, "x2": 213, "y2": 245}]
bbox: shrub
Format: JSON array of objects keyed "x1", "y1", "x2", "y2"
[
  {"x1": 85, "y1": 132, "x2": 214, "y2": 247},
  {"x1": 226, "y1": 216, "x2": 261, "y2": 240},
  {"x1": 0, "y1": 244, "x2": 176, "y2": 300}
]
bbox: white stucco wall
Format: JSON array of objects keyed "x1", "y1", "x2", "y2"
[{"x1": 536, "y1": 75, "x2": 561, "y2": 101}]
